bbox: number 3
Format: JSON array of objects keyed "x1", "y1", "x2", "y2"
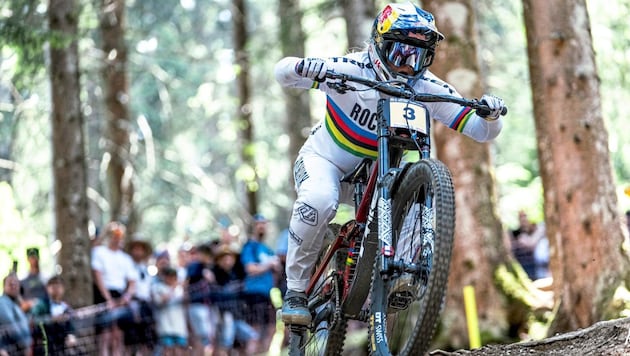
[{"x1": 403, "y1": 107, "x2": 416, "y2": 121}]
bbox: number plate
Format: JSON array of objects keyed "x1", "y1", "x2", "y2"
[{"x1": 386, "y1": 98, "x2": 428, "y2": 135}]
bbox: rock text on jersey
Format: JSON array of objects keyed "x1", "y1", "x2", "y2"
[{"x1": 350, "y1": 103, "x2": 378, "y2": 131}]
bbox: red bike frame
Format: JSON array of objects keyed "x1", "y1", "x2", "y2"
[{"x1": 305, "y1": 162, "x2": 379, "y2": 296}]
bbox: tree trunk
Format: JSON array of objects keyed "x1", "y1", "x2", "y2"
[
  {"x1": 100, "y1": 0, "x2": 135, "y2": 229},
  {"x1": 278, "y1": 0, "x2": 310, "y2": 208},
  {"x1": 233, "y1": 0, "x2": 258, "y2": 216},
  {"x1": 522, "y1": 0, "x2": 630, "y2": 333},
  {"x1": 48, "y1": 0, "x2": 92, "y2": 307},
  {"x1": 424, "y1": 0, "x2": 513, "y2": 348},
  {"x1": 340, "y1": 0, "x2": 375, "y2": 51}
]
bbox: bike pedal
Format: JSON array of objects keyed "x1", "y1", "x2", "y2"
[
  {"x1": 388, "y1": 274, "x2": 417, "y2": 311},
  {"x1": 388, "y1": 291, "x2": 415, "y2": 311}
]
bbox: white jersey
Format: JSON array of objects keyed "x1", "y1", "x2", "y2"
[{"x1": 274, "y1": 52, "x2": 502, "y2": 173}]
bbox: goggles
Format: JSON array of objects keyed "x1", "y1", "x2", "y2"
[{"x1": 384, "y1": 41, "x2": 433, "y2": 75}]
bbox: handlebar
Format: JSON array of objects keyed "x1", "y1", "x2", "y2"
[{"x1": 323, "y1": 70, "x2": 508, "y2": 116}]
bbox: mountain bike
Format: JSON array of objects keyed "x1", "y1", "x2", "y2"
[{"x1": 283, "y1": 71, "x2": 507, "y2": 356}]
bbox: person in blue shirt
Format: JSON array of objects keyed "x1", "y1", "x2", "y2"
[
  {"x1": 240, "y1": 214, "x2": 282, "y2": 354},
  {"x1": 0, "y1": 273, "x2": 33, "y2": 355}
]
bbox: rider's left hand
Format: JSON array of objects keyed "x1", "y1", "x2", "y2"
[{"x1": 478, "y1": 94, "x2": 505, "y2": 121}]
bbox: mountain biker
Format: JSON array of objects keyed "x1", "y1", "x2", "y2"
[{"x1": 274, "y1": 2, "x2": 506, "y2": 326}]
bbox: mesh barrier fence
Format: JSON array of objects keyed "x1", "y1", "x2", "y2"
[{"x1": 1, "y1": 280, "x2": 278, "y2": 355}]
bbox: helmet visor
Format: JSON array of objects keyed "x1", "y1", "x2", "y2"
[{"x1": 384, "y1": 41, "x2": 434, "y2": 75}]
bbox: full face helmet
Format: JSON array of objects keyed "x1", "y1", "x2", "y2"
[{"x1": 368, "y1": 2, "x2": 444, "y2": 85}]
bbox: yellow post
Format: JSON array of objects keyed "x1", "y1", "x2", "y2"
[{"x1": 463, "y1": 285, "x2": 481, "y2": 349}]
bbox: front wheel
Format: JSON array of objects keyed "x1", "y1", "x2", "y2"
[{"x1": 369, "y1": 158, "x2": 455, "y2": 355}]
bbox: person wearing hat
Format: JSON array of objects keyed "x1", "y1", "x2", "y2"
[
  {"x1": 211, "y1": 243, "x2": 258, "y2": 355},
  {"x1": 122, "y1": 238, "x2": 157, "y2": 355},
  {"x1": 240, "y1": 214, "x2": 281, "y2": 354},
  {"x1": 20, "y1": 247, "x2": 47, "y2": 313}
]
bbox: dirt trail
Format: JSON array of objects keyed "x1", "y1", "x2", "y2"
[{"x1": 430, "y1": 317, "x2": 630, "y2": 356}]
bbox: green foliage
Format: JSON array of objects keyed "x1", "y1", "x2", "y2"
[
  {"x1": 0, "y1": 0, "x2": 48, "y2": 88},
  {"x1": 477, "y1": 0, "x2": 542, "y2": 225},
  {"x1": 602, "y1": 284, "x2": 630, "y2": 320},
  {"x1": 0, "y1": 182, "x2": 48, "y2": 278},
  {"x1": 588, "y1": 0, "x2": 630, "y2": 212}
]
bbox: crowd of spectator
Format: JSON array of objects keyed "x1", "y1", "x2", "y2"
[{"x1": 0, "y1": 215, "x2": 286, "y2": 356}]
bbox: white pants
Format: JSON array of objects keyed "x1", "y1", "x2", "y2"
[{"x1": 286, "y1": 148, "x2": 356, "y2": 292}]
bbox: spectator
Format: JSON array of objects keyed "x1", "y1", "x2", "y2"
[
  {"x1": 185, "y1": 243, "x2": 217, "y2": 356},
  {"x1": 91, "y1": 221, "x2": 138, "y2": 356},
  {"x1": 30, "y1": 275, "x2": 77, "y2": 355},
  {"x1": 510, "y1": 211, "x2": 549, "y2": 280},
  {"x1": 211, "y1": 244, "x2": 258, "y2": 356},
  {"x1": 151, "y1": 266, "x2": 188, "y2": 356},
  {"x1": 177, "y1": 242, "x2": 194, "y2": 283},
  {"x1": 122, "y1": 238, "x2": 157, "y2": 355},
  {"x1": 0, "y1": 273, "x2": 32, "y2": 355},
  {"x1": 154, "y1": 249, "x2": 172, "y2": 275},
  {"x1": 240, "y1": 214, "x2": 281, "y2": 353},
  {"x1": 218, "y1": 223, "x2": 242, "y2": 253},
  {"x1": 533, "y1": 229, "x2": 550, "y2": 280},
  {"x1": 20, "y1": 247, "x2": 47, "y2": 313}
]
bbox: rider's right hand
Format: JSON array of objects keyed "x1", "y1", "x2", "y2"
[{"x1": 296, "y1": 58, "x2": 328, "y2": 82}]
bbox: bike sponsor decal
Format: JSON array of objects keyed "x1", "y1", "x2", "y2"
[
  {"x1": 370, "y1": 314, "x2": 376, "y2": 350},
  {"x1": 288, "y1": 228, "x2": 303, "y2": 246},
  {"x1": 422, "y1": 205, "x2": 435, "y2": 249},
  {"x1": 293, "y1": 157, "x2": 309, "y2": 188},
  {"x1": 374, "y1": 311, "x2": 385, "y2": 345},
  {"x1": 362, "y1": 194, "x2": 379, "y2": 258},
  {"x1": 378, "y1": 197, "x2": 392, "y2": 246},
  {"x1": 420, "y1": 205, "x2": 435, "y2": 267},
  {"x1": 297, "y1": 203, "x2": 318, "y2": 226}
]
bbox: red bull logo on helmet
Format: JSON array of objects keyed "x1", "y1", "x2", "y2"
[{"x1": 377, "y1": 5, "x2": 399, "y2": 34}]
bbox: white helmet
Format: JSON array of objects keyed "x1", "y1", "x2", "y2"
[{"x1": 368, "y1": 2, "x2": 444, "y2": 86}]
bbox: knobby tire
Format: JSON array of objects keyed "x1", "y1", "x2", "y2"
[{"x1": 368, "y1": 158, "x2": 455, "y2": 355}]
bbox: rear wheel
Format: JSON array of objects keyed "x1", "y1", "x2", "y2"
[
  {"x1": 288, "y1": 225, "x2": 348, "y2": 356},
  {"x1": 369, "y1": 159, "x2": 455, "y2": 355}
]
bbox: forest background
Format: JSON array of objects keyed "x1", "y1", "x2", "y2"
[{"x1": 1, "y1": 0, "x2": 630, "y2": 349}]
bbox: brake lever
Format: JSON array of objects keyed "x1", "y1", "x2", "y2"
[{"x1": 326, "y1": 81, "x2": 355, "y2": 94}]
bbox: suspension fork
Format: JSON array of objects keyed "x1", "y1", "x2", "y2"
[{"x1": 375, "y1": 99, "x2": 403, "y2": 280}]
